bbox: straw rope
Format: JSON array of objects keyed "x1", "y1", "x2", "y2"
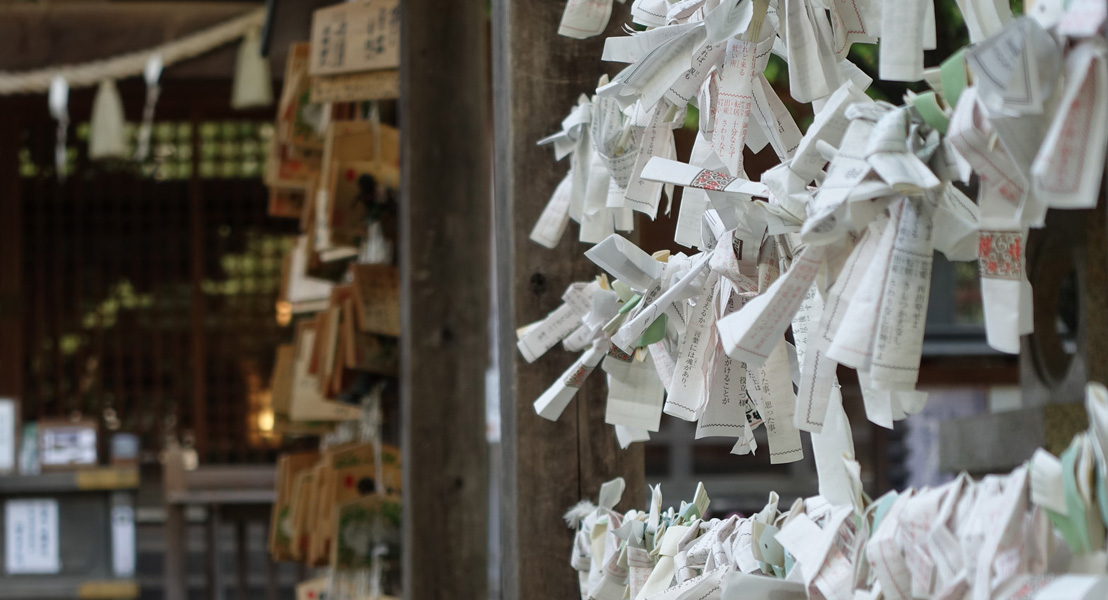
[{"x1": 0, "y1": 7, "x2": 265, "y2": 95}]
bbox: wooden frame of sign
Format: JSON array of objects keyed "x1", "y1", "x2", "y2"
[{"x1": 311, "y1": 70, "x2": 400, "y2": 104}]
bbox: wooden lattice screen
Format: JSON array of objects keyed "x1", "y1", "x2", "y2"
[{"x1": 1, "y1": 82, "x2": 298, "y2": 464}]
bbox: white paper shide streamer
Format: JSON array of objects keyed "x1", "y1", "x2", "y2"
[{"x1": 89, "y1": 79, "x2": 128, "y2": 160}]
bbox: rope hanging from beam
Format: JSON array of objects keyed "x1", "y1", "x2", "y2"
[{"x1": 0, "y1": 7, "x2": 266, "y2": 95}]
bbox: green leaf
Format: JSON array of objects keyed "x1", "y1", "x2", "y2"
[{"x1": 637, "y1": 314, "x2": 668, "y2": 347}]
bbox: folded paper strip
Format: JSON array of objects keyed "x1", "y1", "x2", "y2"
[
  {"x1": 521, "y1": 0, "x2": 1108, "y2": 472},
  {"x1": 567, "y1": 383, "x2": 1108, "y2": 600}
]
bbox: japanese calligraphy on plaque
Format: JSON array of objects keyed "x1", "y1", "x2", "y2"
[{"x1": 310, "y1": 0, "x2": 401, "y2": 76}]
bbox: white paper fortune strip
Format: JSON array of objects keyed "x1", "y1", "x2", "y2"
[{"x1": 522, "y1": 0, "x2": 1108, "y2": 472}]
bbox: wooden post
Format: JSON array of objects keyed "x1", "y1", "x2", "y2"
[
  {"x1": 235, "y1": 520, "x2": 248, "y2": 600},
  {"x1": 164, "y1": 504, "x2": 187, "y2": 600},
  {"x1": 1081, "y1": 198, "x2": 1108, "y2": 387},
  {"x1": 164, "y1": 442, "x2": 187, "y2": 600},
  {"x1": 931, "y1": 164, "x2": 1108, "y2": 473},
  {"x1": 492, "y1": 4, "x2": 646, "y2": 600},
  {"x1": 264, "y1": 549, "x2": 278, "y2": 600},
  {"x1": 0, "y1": 106, "x2": 23, "y2": 402},
  {"x1": 207, "y1": 504, "x2": 223, "y2": 600},
  {"x1": 399, "y1": 1, "x2": 490, "y2": 599},
  {"x1": 1021, "y1": 175, "x2": 1108, "y2": 405},
  {"x1": 189, "y1": 109, "x2": 208, "y2": 459}
]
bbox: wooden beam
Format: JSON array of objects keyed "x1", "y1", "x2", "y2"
[
  {"x1": 399, "y1": 0, "x2": 490, "y2": 599},
  {"x1": 174, "y1": 0, "x2": 335, "y2": 81},
  {"x1": 492, "y1": 4, "x2": 646, "y2": 600},
  {"x1": 0, "y1": 3, "x2": 258, "y2": 72},
  {"x1": 0, "y1": 1, "x2": 333, "y2": 81}
]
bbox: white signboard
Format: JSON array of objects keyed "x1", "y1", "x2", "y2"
[
  {"x1": 40, "y1": 426, "x2": 97, "y2": 468},
  {"x1": 0, "y1": 400, "x2": 15, "y2": 473},
  {"x1": 5, "y1": 499, "x2": 60, "y2": 574},
  {"x1": 110, "y1": 497, "x2": 135, "y2": 577}
]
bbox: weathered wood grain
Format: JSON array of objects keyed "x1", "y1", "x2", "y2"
[
  {"x1": 492, "y1": 3, "x2": 646, "y2": 599},
  {"x1": 400, "y1": 1, "x2": 491, "y2": 599}
]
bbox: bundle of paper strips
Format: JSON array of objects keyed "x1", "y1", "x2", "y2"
[
  {"x1": 565, "y1": 384, "x2": 1108, "y2": 600},
  {"x1": 520, "y1": 0, "x2": 1108, "y2": 468}
]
